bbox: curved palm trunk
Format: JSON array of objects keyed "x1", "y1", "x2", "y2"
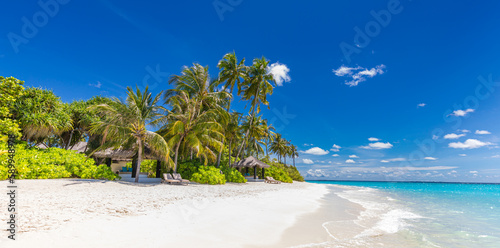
[
  {"x1": 228, "y1": 139, "x2": 232, "y2": 166},
  {"x1": 216, "y1": 149, "x2": 222, "y2": 168},
  {"x1": 65, "y1": 129, "x2": 74, "y2": 149},
  {"x1": 293, "y1": 156, "x2": 295, "y2": 167},
  {"x1": 284, "y1": 155, "x2": 286, "y2": 166},
  {"x1": 174, "y1": 140, "x2": 182, "y2": 173},
  {"x1": 134, "y1": 139, "x2": 143, "y2": 183}
]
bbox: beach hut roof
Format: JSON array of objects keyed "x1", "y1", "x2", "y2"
[
  {"x1": 231, "y1": 156, "x2": 270, "y2": 168},
  {"x1": 93, "y1": 145, "x2": 166, "y2": 161},
  {"x1": 36, "y1": 141, "x2": 88, "y2": 153}
]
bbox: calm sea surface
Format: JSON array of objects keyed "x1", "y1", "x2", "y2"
[{"x1": 306, "y1": 181, "x2": 500, "y2": 248}]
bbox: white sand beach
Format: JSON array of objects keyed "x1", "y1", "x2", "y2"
[{"x1": 0, "y1": 179, "x2": 328, "y2": 248}]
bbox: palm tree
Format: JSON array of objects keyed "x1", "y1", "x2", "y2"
[
  {"x1": 89, "y1": 86, "x2": 170, "y2": 183},
  {"x1": 162, "y1": 64, "x2": 229, "y2": 170},
  {"x1": 283, "y1": 141, "x2": 291, "y2": 166},
  {"x1": 290, "y1": 144, "x2": 299, "y2": 167},
  {"x1": 269, "y1": 133, "x2": 285, "y2": 163},
  {"x1": 216, "y1": 52, "x2": 246, "y2": 167},
  {"x1": 235, "y1": 57, "x2": 275, "y2": 160},
  {"x1": 160, "y1": 91, "x2": 225, "y2": 172},
  {"x1": 225, "y1": 112, "x2": 242, "y2": 166},
  {"x1": 218, "y1": 52, "x2": 247, "y2": 111},
  {"x1": 241, "y1": 115, "x2": 269, "y2": 157}
]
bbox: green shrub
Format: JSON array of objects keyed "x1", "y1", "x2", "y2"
[
  {"x1": 266, "y1": 165, "x2": 293, "y2": 183},
  {"x1": 190, "y1": 166, "x2": 226, "y2": 185},
  {"x1": 221, "y1": 166, "x2": 246, "y2": 183},
  {"x1": 177, "y1": 160, "x2": 204, "y2": 180},
  {"x1": 126, "y1": 159, "x2": 158, "y2": 178},
  {"x1": 260, "y1": 157, "x2": 304, "y2": 182},
  {"x1": 0, "y1": 142, "x2": 118, "y2": 180}
]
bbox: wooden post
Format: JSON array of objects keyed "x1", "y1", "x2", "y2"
[
  {"x1": 132, "y1": 158, "x2": 137, "y2": 178},
  {"x1": 106, "y1": 158, "x2": 112, "y2": 167},
  {"x1": 246, "y1": 167, "x2": 249, "y2": 175},
  {"x1": 253, "y1": 166, "x2": 257, "y2": 179},
  {"x1": 262, "y1": 168, "x2": 265, "y2": 179},
  {"x1": 156, "y1": 160, "x2": 161, "y2": 178}
]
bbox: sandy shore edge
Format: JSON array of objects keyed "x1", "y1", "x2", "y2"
[{"x1": 0, "y1": 179, "x2": 328, "y2": 248}]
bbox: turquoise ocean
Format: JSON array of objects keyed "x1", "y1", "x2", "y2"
[{"x1": 306, "y1": 181, "x2": 500, "y2": 248}]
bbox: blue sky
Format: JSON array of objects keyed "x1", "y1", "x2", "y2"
[{"x1": 1, "y1": 0, "x2": 500, "y2": 182}]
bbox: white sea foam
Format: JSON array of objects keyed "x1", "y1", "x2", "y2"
[{"x1": 334, "y1": 186, "x2": 422, "y2": 238}]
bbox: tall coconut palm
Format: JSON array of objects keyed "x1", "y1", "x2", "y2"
[
  {"x1": 269, "y1": 133, "x2": 287, "y2": 164},
  {"x1": 290, "y1": 144, "x2": 299, "y2": 167},
  {"x1": 89, "y1": 86, "x2": 170, "y2": 183},
  {"x1": 218, "y1": 52, "x2": 247, "y2": 111},
  {"x1": 163, "y1": 64, "x2": 229, "y2": 169},
  {"x1": 241, "y1": 115, "x2": 269, "y2": 157},
  {"x1": 216, "y1": 52, "x2": 246, "y2": 167},
  {"x1": 158, "y1": 91, "x2": 226, "y2": 172},
  {"x1": 235, "y1": 57, "x2": 275, "y2": 160},
  {"x1": 225, "y1": 112, "x2": 242, "y2": 166}
]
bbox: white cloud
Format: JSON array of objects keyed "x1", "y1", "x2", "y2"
[
  {"x1": 330, "y1": 144, "x2": 342, "y2": 152},
  {"x1": 303, "y1": 143, "x2": 313, "y2": 146},
  {"x1": 448, "y1": 139, "x2": 493, "y2": 149},
  {"x1": 349, "y1": 155, "x2": 359, "y2": 158},
  {"x1": 345, "y1": 159, "x2": 356, "y2": 164},
  {"x1": 469, "y1": 171, "x2": 478, "y2": 174},
  {"x1": 444, "y1": 133, "x2": 466, "y2": 139},
  {"x1": 424, "y1": 157, "x2": 437, "y2": 160},
  {"x1": 492, "y1": 155, "x2": 500, "y2": 158},
  {"x1": 449, "y1": 109, "x2": 475, "y2": 117},
  {"x1": 333, "y1": 64, "x2": 386, "y2": 87},
  {"x1": 368, "y1": 137, "x2": 380, "y2": 141},
  {"x1": 302, "y1": 159, "x2": 314, "y2": 164},
  {"x1": 332, "y1": 65, "x2": 361, "y2": 76},
  {"x1": 267, "y1": 63, "x2": 291, "y2": 86},
  {"x1": 475, "y1": 130, "x2": 491, "y2": 135},
  {"x1": 89, "y1": 81, "x2": 102, "y2": 88},
  {"x1": 332, "y1": 154, "x2": 340, "y2": 157},
  {"x1": 380, "y1": 158, "x2": 406, "y2": 163},
  {"x1": 459, "y1": 154, "x2": 467, "y2": 157},
  {"x1": 361, "y1": 142, "x2": 393, "y2": 150},
  {"x1": 459, "y1": 129, "x2": 470, "y2": 133},
  {"x1": 306, "y1": 169, "x2": 329, "y2": 177},
  {"x1": 304, "y1": 147, "x2": 329, "y2": 155},
  {"x1": 417, "y1": 103, "x2": 426, "y2": 108}
]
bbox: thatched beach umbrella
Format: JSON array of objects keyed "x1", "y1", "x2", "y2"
[{"x1": 231, "y1": 156, "x2": 270, "y2": 179}]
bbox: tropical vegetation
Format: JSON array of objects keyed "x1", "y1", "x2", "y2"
[{"x1": 0, "y1": 52, "x2": 303, "y2": 183}]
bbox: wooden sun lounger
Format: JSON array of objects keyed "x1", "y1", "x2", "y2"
[
  {"x1": 265, "y1": 176, "x2": 281, "y2": 184},
  {"x1": 172, "y1": 173, "x2": 190, "y2": 185},
  {"x1": 163, "y1": 173, "x2": 181, "y2": 185}
]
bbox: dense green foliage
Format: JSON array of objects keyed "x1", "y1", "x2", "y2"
[
  {"x1": 221, "y1": 165, "x2": 247, "y2": 183},
  {"x1": 0, "y1": 76, "x2": 24, "y2": 138},
  {"x1": 126, "y1": 159, "x2": 159, "y2": 178},
  {"x1": 13, "y1": 88, "x2": 72, "y2": 141},
  {"x1": 266, "y1": 165, "x2": 293, "y2": 183},
  {"x1": 261, "y1": 158, "x2": 304, "y2": 182},
  {"x1": 0, "y1": 52, "x2": 309, "y2": 183},
  {"x1": 190, "y1": 166, "x2": 226, "y2": 185},
  {"x1": 0, "y1": 142, "x2": 118, "y2": 180}
]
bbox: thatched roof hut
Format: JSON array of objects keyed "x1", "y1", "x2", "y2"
[
  {"x1": 231, "y1": 156, "x2": 270, "y2": 168},
  {"x1": 93, "y1": 145, "x2": 167, "y2": 161}
]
